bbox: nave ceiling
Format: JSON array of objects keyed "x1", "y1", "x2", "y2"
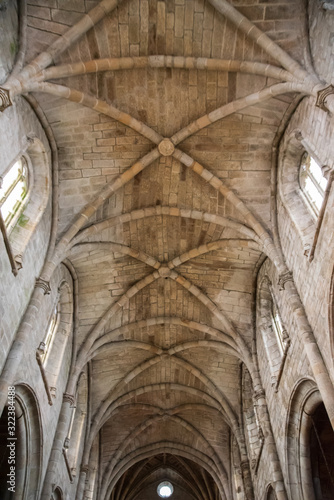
[{"x1": 2, "y1": 0, "x2": 320, "y2": 497}]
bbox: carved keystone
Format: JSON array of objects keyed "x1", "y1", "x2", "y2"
[
  {"x1": 158, "y1": 266, "x2": 171, "y2": 278},
  {"x1": 158, "y1": 138, "x2": 175, "y2": 156}
]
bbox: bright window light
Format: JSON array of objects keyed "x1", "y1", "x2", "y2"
[
  {"x1": 157, "y1": 481, "x2": 173, "y2": 498},
  {"x1": 299, "y1": 152, "x2": 327, "y2": 216},
  {"x1": 0, "y1": 157, "x2": 28, "y2": 228}
]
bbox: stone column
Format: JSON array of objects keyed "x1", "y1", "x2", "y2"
[
  {"x1": 41, "y1": 393, "x2": 75, "y2": 500},
  {"x1": 75, "y1": 465, "x2": 89, "y2": 500},
  {"x1": 281, "y1": 275, "x2": 334, "y2": 429},
  {"x1": 0, "y1": 279, "x2": 50, "y2": 414},
  {"x1": 252, "y1": 389, "x2": 288, "y2": 500}
]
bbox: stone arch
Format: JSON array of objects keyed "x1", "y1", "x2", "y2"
[
  {"x1": 10, "y1": 384, "x2": 42, "y2": 500},
  {"x1": 329, "y1": 267, "x2": 334, "y2": 365},
  {"x1": 278, "y1": 128, "x2": 321, "y2": 253},
  {"x1": 265, "y1": 484, "x2": 277, "y2": 499},
  {"x1": 105, "y1": 442, "x2": 227, "y2": 500},
  {"x1": 286, "y1": 377, "x2": 322, "y2": 500},
  {"x1": 52, "y1": 486, "x2": 63, "y2": 500},
  {"x1": 9, "y1": 136, "x2": 50, "y2": 262}
]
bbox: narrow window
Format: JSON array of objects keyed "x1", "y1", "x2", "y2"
[
  {"x1": 40, "y1": 304, "x2": 59, "y2": 365},
  {"x1": 0, "y1": 157, "x2": 29, "y2": 230},
  {"x1": 271, "y1": 301, "x2": 287, "y2": 355},
  {"x1": 299, "y1": 152, "x2": 327, "y2": 216}
]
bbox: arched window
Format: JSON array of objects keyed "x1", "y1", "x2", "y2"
[
  {"x1": 309, "y1": 403, "x2": 334, "y2": 499},
  {"x1": 39, "y1": 303, "x2": 60, "y2": 365},
  {"x1": 271, "y1": 300, "x2": 289, "y2": 356},
  {"x1": 0, "y1": 156, "x2": 29, "y2": 231},
  {"x1": 299, "y1": 152, "x2": 327, "y2": 216}
]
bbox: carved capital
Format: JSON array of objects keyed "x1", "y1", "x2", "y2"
[
  {"x1": 316, "y1": 84, "x2": 334, "y2": 112},
  {"x1": 35, "y1": 277, "x2": 51, "y2": 295},
  {"x1": 63, "y1": 392, "x2": 75, "y2": 406},
  {"x1": 240, "y1": 460, "x2": 250, "y2": 473},
  {"x1": 278, "y1": 271, "x2": 293, "y2": 291},
  {"x1": 158, "y1": 138, "x2": 175, "y2": 156},
  {"x1": 37, "y1": 341, "x2": 46, "y2": 354},
  {"x1": 81, "y1": 464, "x2": 89, "y2": 474},
  {"x1": 0, "y1": 87, "x2": 12, "y2": 112},
  {"x1": 253, "y1": 389, "x2": 265, "y2": 402},
  {"x1": 50, "y1": 386, "x2": 57, "y2": 399},
  {"x1": 14, "y1": 254, "x2": 23, "y2": 270}
]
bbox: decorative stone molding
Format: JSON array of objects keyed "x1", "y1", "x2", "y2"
[
  {"x1": 0, "y1": 87, "x2": 12, "y2": 112},
  {"x1": 253, "y1": 389, "x2": 265, "y2": 402},
  {"x1": 321, "y1": 1, "x2": 334, "y2": 11},
  {"x1": 158, "y1": 138, "x2": 175, "y2": 156},
  {"x1": 158, "y1": 265, "x2": 171, "y2": 278},
  {"x1": 63, "y1": 392, "x2": 76, "y2": 407},
  {"x1": 14, "y1": 254, "x2": 23, "y2": 270},
  {"x1": 240, "y1": 460, "x2": 250, "y2": 473},
  {"x1": 316, "y1": 84, "x2": 334, "y2": 112},
  {"x1": 81, "y1": 464, "x2": 89, "y2": 474},
  {"x1": 37, "y1": 341, "x2": 46, "y2": 355},
  {"x1": 35, "y1": 277, "x2": 51, "y2": 295},
  {"x1": 278, "y1": 271, "x2": 293, "y2": 291},
  {"x1": 50, "y1": 386, "x2": 57, "y2": 399}
]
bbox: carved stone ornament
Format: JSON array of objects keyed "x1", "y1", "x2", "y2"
[
  {"x1": 81, "y1": 464, "x2": 89, "y2": 474},
  {"x1": 63, "y1": 392, "x2": 75, "y2": 406},
  {"x1": 278, "y1": 271, "x2": 293, "y2": 291},
  {"x1": 240, "y1": 460, "x2": 250, "y2": 473},
  {"x1": 253, "y1": 389, "x2": 265, "y2": 402},
  {"x1": 158, "y1": 138, "x2": 175, "y2": 156},
  {"x1": 50, "y1": 386, "x2": 57, "y2": 399},
  {"x1": 37, "y1": 341, "x2": 46, "y2": 354},
  {"x1": 0, "y1": 87, "x2": 12, "y2": 112},
  {"x1": 316, "y1": 84, "x2": 334, "y2": 112},
  {"x1": 35, "y1": 277, "x2": 51, "y2": 295},
  {"x1": 14, "y1": 254, "x2": 23, "y2": 270}
]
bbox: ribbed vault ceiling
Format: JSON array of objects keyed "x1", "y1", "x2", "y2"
[{"x1": 19, "y1": 0, "x2": 308, "y2": 498}]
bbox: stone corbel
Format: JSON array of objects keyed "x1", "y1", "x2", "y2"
[
  {"x1": 35, "y1": 277, "x2": 51, "y2": 295},
  {"x1": 278, "y1": 271, "x2": 293, "y2": 291},
  {"x1": 316, "y1": 84, "x2": 334, "y2": 112},
  {"x1": 50, "y1": 386, "x2": 57, "y2": 399},
  {"x1": 14, "y1": 254, "x2": 23, "y2": 270},
  {"x1": 63, "y1": 392, "x2": 76, "y2": 407},
  {"x1": 0, "y1": 87, "x2": 12, "y2": 112}
]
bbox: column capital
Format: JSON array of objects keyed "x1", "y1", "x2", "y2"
[
  {"x1": 0, "y1": 87, "x2": 12, "y2": 112},
  {"x1": 316, "y1": 84, "x2": 334, "y2": 112},
  {"x1": 278, "y1": 270, "x2": 293, "y2": 291},
  {"x1": 35, "y1": 277, "x2": 51, "y2": 295},
  {"x1": 63, "y1": 392, "x2": 75, "y2": 406}
]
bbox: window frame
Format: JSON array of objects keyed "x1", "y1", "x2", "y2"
[
  {"x1": 0, "y1": 154, "x2": 32, "y2": 233},
  {"x1": 40, "y1": 303, "x2": 60, "y2": 366},
  {"x1": 299, "y1": 151, "x2": 327, "y2": 218}
]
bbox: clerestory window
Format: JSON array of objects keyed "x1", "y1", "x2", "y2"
[
  {"x1": 299, "y1": 152, "x2": 327, "y2": 217},
  {"x1": 40, "y1": 304, "x2": 60, "y2": 365},
  {"x1": 271, "y1": 301, "x2": 288, "y2": 355},
  {"x1": 0, "y1": 157, "x2": 29, "y2": 231}
]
